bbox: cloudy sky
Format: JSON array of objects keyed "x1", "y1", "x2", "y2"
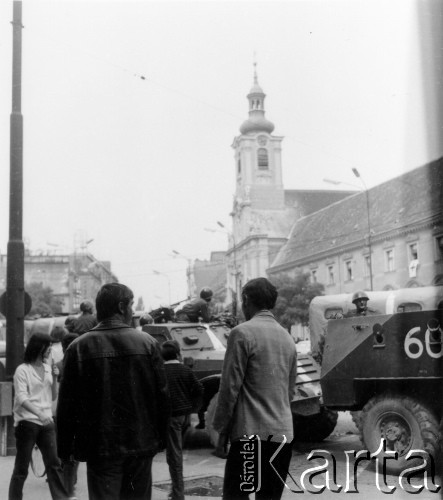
[{"x1": 0, "y1": 0, "x2": 441, "y2": 308}]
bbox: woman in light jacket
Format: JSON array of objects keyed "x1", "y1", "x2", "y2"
[{"x1": 8, "y1": 332, "x2": 69, "y2": 500}]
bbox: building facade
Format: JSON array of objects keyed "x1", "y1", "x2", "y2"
[
  {"x1": 0, "y1": 250, "x2": 118, "y2": 313},
  {"x1": 268, "y1": 159, "x2": 443, "y2": 292}
]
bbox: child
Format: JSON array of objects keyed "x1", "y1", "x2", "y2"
[{"x1": 161, "y1": 340, "x2": 203, "y2": 500}]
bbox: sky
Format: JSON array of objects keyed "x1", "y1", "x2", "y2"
[{"x1": 0, "y1": 0, "x2": 442, "y2": 309}]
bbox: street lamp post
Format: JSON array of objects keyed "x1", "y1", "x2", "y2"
[
  {"x1": 323, "y1": 171, "x2": 373, "y2": 291},
  {"x1": 352, "y1": 168, "x2": 373, "y2": 291},
  {"x1": 171, "y1": 250, "x2": 193, "y2": 299},
  {"x1": 6, "y1": 0, "x2": 25, "y2": 379},
  {"x1": 152, "y1": 270, "x2": 171, "y2": 305},
  {"x1": 206, "y1": 221, "x2": 239, "y2": 318}
]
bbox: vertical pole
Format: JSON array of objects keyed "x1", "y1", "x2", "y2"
[
  {"x1": 365, "y1": 189, "x2": 374, "y2": 291},
  {"x1": 186, "y1": 260, "x2": 191, "y2": 299},
  {"x1": 232, "y1": 236, "x2": 238, "y2": 319},
  {"x1": 6, "y1": 0, "x2": 25, "y2": 380}
]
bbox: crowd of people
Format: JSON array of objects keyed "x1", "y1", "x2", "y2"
[{"x1": 8, "y1": 278, "x2": 297, "y2": 500}]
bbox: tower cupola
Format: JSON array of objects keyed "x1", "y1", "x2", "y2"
[{"x1": 240, "y1": 63, "x2": 275, "y2": 135}]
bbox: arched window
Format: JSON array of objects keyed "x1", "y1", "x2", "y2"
[{"x1": 257, "y1": 148, "x2": 269, "y2": 169}]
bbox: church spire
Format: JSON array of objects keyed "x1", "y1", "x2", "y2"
[{"x1": 240, "y1": 61, "x2": 274, "y2": 135}]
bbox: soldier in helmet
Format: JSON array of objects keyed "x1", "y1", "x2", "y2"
[
  {"x1": 175, "y1": 287, "x2": 213, "y2": 323},
  {"x1": 71, "y1": 300, "x2": 98, "y2": 335},
  {"x1": 346, "y1": 291, "x2": 378, "y2": 317}
]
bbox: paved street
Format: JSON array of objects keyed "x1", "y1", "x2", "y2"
[{"x1": 0, "y1": 412, "x2": 440, "y2": 499}]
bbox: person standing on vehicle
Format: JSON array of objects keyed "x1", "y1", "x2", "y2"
[
  {"x1": 8, "y1": 332, "x2": 70, "y2": 500},
  {"x1": 56, "y1": 283, "x2": 170, "y2": 500},
  {"x1": 175, "y1": 287, "x2": 213, "y2": 323},
  {"x1": 71, "y1": 300, "x2": 98, "y2": 335},
  {"x1": 161, "y1": 340, "x2": 203, "y2": 500},
  {"x1": 213, "y1": 277, "x2": 297, "y2": 500},
  {"x1": 346, "y1": 291, "x2": 378, "y2": 317}
]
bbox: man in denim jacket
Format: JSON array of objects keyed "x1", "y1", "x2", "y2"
[{"x1": 57, "y1": 283, "x2": 170, "y2": 500}]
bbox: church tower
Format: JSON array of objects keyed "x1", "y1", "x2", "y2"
[
  {"x1": 231, "y1": 64, "x2": 285, "y2": 244},
  {"x1": 225, "y1": 65, "x2": 292, "y2": 308}
]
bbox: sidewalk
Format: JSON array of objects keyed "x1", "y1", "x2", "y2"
[{"x1": 0, "y1": 440, "x2": 227, "y2": 499}]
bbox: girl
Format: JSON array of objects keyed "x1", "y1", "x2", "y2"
[{"x1": 8, "y1": 332, "x2": 70, "y2": 500}]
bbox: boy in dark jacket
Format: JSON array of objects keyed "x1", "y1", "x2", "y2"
[{"x1": 162, "y1": 340, "x2": 203, "y2": 500}]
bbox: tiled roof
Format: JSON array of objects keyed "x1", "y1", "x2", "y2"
[
  {"x1": 284, "y1": 189, "x2": 356, "y2": 216},
  {"x1": 270, "y1": 158, "x2": 443, "y2": 271}
]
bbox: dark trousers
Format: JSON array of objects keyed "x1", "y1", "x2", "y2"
[
  {"x1": 61, "y1": 458, "x2": 79, "y2": 497},
  {"x1": 86, "y1": 454, "x2": 153, "y2": 500},
  {"x1": 166, "y1": 415, "x2": 187, "y2": 500},
  {"x1": 8, "y1": 420, "x2": 69, "y2": 500},
  {"x1": 223, "y1": 439, "x2": 293, "y2": 500}
]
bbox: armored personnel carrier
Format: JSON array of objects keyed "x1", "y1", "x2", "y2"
[{"x1": 296, "y1": 286, "x2": 443, "y2": 474}]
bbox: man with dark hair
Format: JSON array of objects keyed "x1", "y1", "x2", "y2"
[
  {"x1": 57, "y1": 282, "x2": 170, "y2": 500},
  {"x1": 161, "y1": 340, "x2": 203, "y2": 500},
  {"x1": 71, "y1": 299, "x2": 98, "y2": 335},
  {"x1": 213, "y1": 277, "x2": 297, "y2": 500}
]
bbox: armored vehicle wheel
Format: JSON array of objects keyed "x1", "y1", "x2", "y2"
[
  {"x1": 292, "y1": 407, "x2": 338, "y2": 442},
  {"x1": 359, "y1": 395, "x2": 440, "y2": 475},
  {"x1": 206, "y1": 393, "x2": 220, "y2": 447}
]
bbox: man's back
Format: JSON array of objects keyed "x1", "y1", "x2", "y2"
[
  {"x1": 72, "y1": 312, "x2": 98, "y2": 335},
  {"x1": 57, "y1": 320, "x2": 170, "y2": 460},
  {"x1": 164, "y1": 362, "x2": 203, "y2": 416},
  {"x1": 178, "y1": 297, "x2": 210, "y2": 322},
  {"x1": 214, "y1": 311, "x2": 297, "y2": 441}
]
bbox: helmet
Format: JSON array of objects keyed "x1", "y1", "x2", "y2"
[
  {"x1": 80, "y1": 300, "x2": 94, "y2": 313},
  {"x1": 352, "y1": 291, "x2": 369, "y2": 304},
  {"x1": 139, "y1": 313, "x2": 154, "y2": 326},
  {"x1": 200, "y1": 287, "x2": 213, "y2": 301}
]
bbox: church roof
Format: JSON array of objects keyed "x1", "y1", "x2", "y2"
[
  {"x1": 284, "y1": 189, "x2": 356, "y2": 216},
  {"x1": 270, "y1": 158, "x2": 443, "y2": 272}
]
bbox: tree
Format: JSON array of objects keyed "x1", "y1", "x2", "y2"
[
  {"x1": 26, "y1": 282, "x2": 63, "y2": 317},
  {"x1": 272, "y1": 273, "x2": 324, "y2": 330}
]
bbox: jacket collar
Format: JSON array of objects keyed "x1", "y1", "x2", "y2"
[
  {"x1": 93, "y1": 318, "x2": 132, "y2": 330},
  {"x1": 252, "y1": 310, "x2": 275, "y2": 319}
]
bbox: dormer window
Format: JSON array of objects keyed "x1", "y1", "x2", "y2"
[{"x1": 257, "y1": 148, "x2": 269, "y2": 170}]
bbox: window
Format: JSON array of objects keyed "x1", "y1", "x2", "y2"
[
  {"x1": 237, "y1": 158, "x2": 241, "y2": 175},
  {"x1": 408, "y1": 242, "x2": 418, "y2": 260},
  {"x1": 384, "y1": 249, "x2": 395, "y2": 272},
  {"x1": 344, "y1": 260, "x2": 353, "y2": 281},
  {"x1": 397, "y1": 302, "x2": 422, "y2": 313},
  {"x1": 325, "y1": 308, "x2": 343, "y2": 319},
  {"x1": 327, "y1": 265, "x2": 335, "y2": 285},
  {"x1": 311, "y1": 270, "x2": 317, "y2": 283},
  {"x1": 257, "y1": 148, "x2": 269, "y2": 169},
  {"x1": 408, "y1": 242, "x2": 419, "y2": 278}
]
